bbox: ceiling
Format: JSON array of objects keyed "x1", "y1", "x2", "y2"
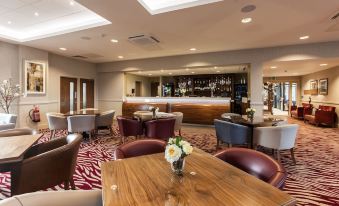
[
  {"x1": 0, "y1": 0, "x2": 110, "y2": 42},
  {"x1": 128, "y1": 64, "x2": 249, "y2": 77},
  {"x1": 4, "y1": 0, "x2": 339, "y2": 62},
  {"x1": 263, "y1": 57, "x2": 339, "y2": 77}
]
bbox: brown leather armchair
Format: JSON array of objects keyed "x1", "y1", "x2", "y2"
[
  {"x1": 145, "y1": 118, "x2": 176, "y2": 141},
  {"x1": 290, "y1": 103, "x2": 312, "y2": 119},
  {"x1": 117, "y1": 116, "x2": 144, "y2": 143},
  {"x1": 115, "y1": 139, "x2": 166, "y2": 159},
  {"x1": 214, "y1": 148, "x2": 287, "y2": 189},
  {"x1": 10, "y1": 134, "x2": 82, "y2": 196},
  {"x1": 304, "y1": 105, "x2": 337, "y2": 127}
]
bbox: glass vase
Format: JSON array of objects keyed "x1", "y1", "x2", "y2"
[{"x1": 171, "y1": 158, "x2": 185, "y2": 176}]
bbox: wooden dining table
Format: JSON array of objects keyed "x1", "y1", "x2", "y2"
[
  {"x1": 101, "y1": 149, "x2": 296, "y2": 206},
  {"x1": 0, "y1": 134, "x2": 43, "y2": 164}
]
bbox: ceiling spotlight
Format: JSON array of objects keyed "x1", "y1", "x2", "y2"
[
  {"x1": 214, "y1": 66, "x2": 218, "y2": 69},
  {"x1": 118, "y1": 56, "x2": 124, "y2": 59},
  {"x1": 70, "y1": 1, "x2": 75, "y2": 6},
  {"x1": 34, "y1": 12, "x2": 39, "y2": 16},
  {"x1": 185, "y1": 68, "x2": 190, "y2": 71},
  {"x1": 270, "y1": 66, "x2": 277, "y2": 69},
  {"x1": 320, "y1": 63, "x2": 328, "y2": 66},
  {"x1": 169, "y1": 72, "x2": 172, "y2": 75},
  {"x1": 148, "y1": 74, "x2": 152, "y2": 76},
  {"x1": 161, "y1": 69, "x2": 164, "y2": 72},
  {"x1": 110, "y1": 39, "x2": 118, "y2": 43},
  {"x1": 189, "y1": 48, "x2": 197, "y2": 51},
  {"x1": 7, "y1": 21, "x2": 11, "y2": 24},
  {"x1": 191, "y1": 71, "x2": 195, "y2": 74},
  {"x1": 59, "y1": 47, "x2": 67, "y2": 51},
  {"x1": 241, "y1": 17, "x2": 252, "y2": 24},
  {"x1": 216, "y1": 71, "x2": 220, "y2": 73},
  {"x1": 299, "y1": 35, "x2": 309, "y2": 40}
]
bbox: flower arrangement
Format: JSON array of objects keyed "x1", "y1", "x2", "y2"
[
  {"x1": 246, "y1": 107, "x2": 256, "y2": 119},
  {"x1": 149, "y1": 106, "x2": 159, "y2": 119},
  {"x1": 0, "y1": 79, "x2": 22, "y2": 114},
  {"x1": 165, "y1": 136, "x2": 193, "y2": 175}
]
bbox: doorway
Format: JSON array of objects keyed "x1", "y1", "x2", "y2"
[
  {"x1": 135, "y1": 81, "x2": 141, "y2": 97},
  {"x1": 60, "y1": 77, "x2": 77, "y2": 113},
  {"x1": 80, "y1": 79, "x2": 95, "y2": 109}
]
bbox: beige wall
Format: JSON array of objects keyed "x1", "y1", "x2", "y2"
[{"x1": 301, "y1": 66, "x2": 339, "y2": 113}]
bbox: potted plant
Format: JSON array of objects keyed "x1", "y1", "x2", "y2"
[{"x1": 0, "y1": 79, "x2": 22, "y2": 114}]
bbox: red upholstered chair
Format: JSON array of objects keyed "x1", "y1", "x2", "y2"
[
  {"x1": 145, "y1": 118, "x2": 176, "y2": 141},
  {"x1": 304, "y1": 105, "x2": 337, "y2": 127},
  {"x1": 290, "y1": 103, "x2": 313, "y2": 119},
  {"x1": 115, "y1": 139, "x2": 166, "y2": 159},
  {"x1": 214, "y1": 148, "x2": 287, "y2": 189},
  {"x1": 117, "y1": 116, "x2": 144, "y2": 143}
]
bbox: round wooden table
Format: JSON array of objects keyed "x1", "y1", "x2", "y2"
[{"x1": 133, "y1": 111, "x2": 175, "y2": 121}]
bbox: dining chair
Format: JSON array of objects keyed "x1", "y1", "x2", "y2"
[
  {"x1": 214, "y1": 119, "x2": 251, "y2": 149},
  {"x1": 117, "y1": 116, "x2": 143, "y2": 144},
  {"x1": 214, "y1": 148, "x2": 287, "y2": 189},
  {"x1": 145, "y1": 118, "x2": 176, "y2": 141},
  {"x1": 95, "y1": 110, "x2": 115, "y2": 135},
  {"x1": 115, "y1": 139, "x2": 167, "y2": 159},
  {"x1": 0, "y1": 113, "x2": 17, "y2": 131},
  {"x1": 11, "y1": 134, "x2": 82, "y2": 196},
  {"x1": 0, "y1": 190, "x2": 102, "y2": 206},
  {"x1": 46, "y1": 112, "x2": 68, "y2": 139},
  {"x1": 171, "y1": 112, "x2": 183, "y2": 136},
  {"x1": 253, "y1": 124, "x2": 299, "y2": 164},
  {"x1": 67, "y1": 115, "x2": 96, "y2": 139}
]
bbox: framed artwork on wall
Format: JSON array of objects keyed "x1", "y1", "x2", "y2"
[
  {"x1": 24, "y1": 60, "x2": 46, "y2": 95},
  {"x1": 310, "y1": 80, "x2": 318, "y2": 90},
  {"x1": 318, "y1": 78, "x2": 328, "y2": 95}
]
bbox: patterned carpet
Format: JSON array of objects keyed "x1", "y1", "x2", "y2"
[{"x1": 0, "y1": 118, "x2": 338, "y2": 205}]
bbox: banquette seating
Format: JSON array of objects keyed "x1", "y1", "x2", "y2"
[
  {"x1": 214, "y1": 148, "x2": 287, "y2": 189},
  {"x1": 304, "y1": 105, "x2": 337, "y2": 127},
  {"x1": 290, "y1": 103, "x2": 312, "y2": 119}
]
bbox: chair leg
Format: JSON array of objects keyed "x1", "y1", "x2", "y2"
[
  {"x1": 70, "y1": 178, "x2": 76, "y2": 190},
  {"x1": 290, "y1": 148, "x2": 296, "y2": 165},
  {"x1": 276, "y1": 150, "x2": 281, "y2": 163},
  {"x1": 50, "y1": 130, "x2": 54, "y2": 139},
  {"x1": 109, "y1": 127, "x2": 114, "y2": 136},
  {"x1": 64, "y1": 181, "x2": 69, "y2": 190}
]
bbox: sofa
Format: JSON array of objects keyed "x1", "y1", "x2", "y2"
[
  {"x1": 0, "y1": 190, "x2": 102, "y2": 206},
  {"x1": 0, "y1": 113, "x2": 17, "y2": 131},
  {"x1": 304, "y1": 105, "x2": 337, "y2": 127},
  {"x1": 290, "y1": 103, "x2": 312, "y2": 119}
]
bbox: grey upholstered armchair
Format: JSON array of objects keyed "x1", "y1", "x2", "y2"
[
  {"x1": 95, "y1": 110, "x2": 115, "y2": 135},
  {"x1": 214, "y1": 119, "x2": 251, "y2": 149},
  {"x1": 0, "y1": 113, "x2": 17, "y2": 131},
  {"x1": 46, "y1": 113, "x2": 68, "y2": 139}
]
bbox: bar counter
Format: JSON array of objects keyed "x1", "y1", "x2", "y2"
[{"x1": 123, "y1": 97, "x2": 231, "y2": 125}]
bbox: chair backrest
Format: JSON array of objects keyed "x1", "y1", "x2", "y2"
[
  {"x1": 214, "y1": 148, "x2": 286, "y2": 189},
  {"x1": 171, "y1": 112, "x2": 183, "y2": 131},
  {"x1": 0, "y1": 113, "x2": 17, "y2": 124},
  {"x1": 11, "y1": 134, "x2": 82, "y2": 195},
  {"x1": 302, "y1": 103, "x2": 312, "y2": 108},
  {"x1": 95, "y1": 110, "x2": 115, "y2": 127},
  {"x1": 116, "y1": 116, "x2": 143, "y2": 137},
  {"x1": 254, "y1": 124, "x2": 299, "y2": 150},
  {"x1": 46, "y1": 113, "x2": 67, "y2": 130},
  {"x1": 67, "y1": 115, "x2": 95, "y2": 133},
  {"x1": 145, "y1": 118, "x2": 176, "y2": 140},
  {"x1": 0, "y1": 128, "x2": 37, "y2": 137},
  {"x1": 214, "y1": 119, "x2": 251, "y2": 145},
  {"x1": 319, "y1": 105, "x2": 336, "y2": 112},
  {"x1": 115, "y1": 139, "x2": 166, "y2": 159}
]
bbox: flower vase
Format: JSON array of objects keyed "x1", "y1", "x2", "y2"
[
  {"x1": 247, "y1": 113, "x2": 254, "y2": 121},
  {"x1": 152, "y1": 110, "x2": 156, "y2": 119},
  {"x1": 171, "y1": 158, "x2": 185, "y2": 176}
]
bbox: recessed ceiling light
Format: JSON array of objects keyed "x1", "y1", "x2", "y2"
[
  {"x1": 118, "y1": 56, "x2": 124, "y2": 59},
  {"x1": 189, "y1": 48, "x2": 197, "y2": 51},
  {"x1": 148, "y1": 74, "x2": 152, "y2": 76},
  {"x1": 216, "y1": 71, "x2": 220, "y2": 73},
  {"x1": 111, "y1": 39, "x2": 118, "y2": 43},
  {"x1": 161, "y1": 69, "x2": 164, "y2": 72},
  {"x1": 214, "y1": 66, "x2": 218, "y2": 69},
  {"x1": 7, "y1": 21, "x2": 11, "y2": 25},
  {"x1": 299, "y1": 35, "x2": 309, "y2": 40},
  {"x1": 34, "y1": 12, "x2": 39, "y2": 17},
  {"x1": 320, "y1": 63, "x2": 328, "y2": 66},
  {"x1": 293, "y1": 72, "x2": 299, "y2": 75},
  {"x1": 191, "y1": 71, "x2": 195, "y2": 74},
  {"x1": 59, "y1": 47, "x2": 67, "y2": 51},
  {"x1": 169, "y1": 72, "x2": 172, "y2": 75},
  {"x1": 270, "y1": 66, "x2": 277, "y2": 69},
  {"x1": 241, "y1": 17, "x2": 252, "y2": 24},
  {"x1": 70, "y1": 1, "x2": 75, "y2": 6},
  {"x1": 185, "y1": 68, "x2": 190, "y2": 71}
]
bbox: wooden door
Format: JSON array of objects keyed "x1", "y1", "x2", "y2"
[
  {"x1": 80, "y1": 79, "x2": 95, "y2": 109},
  {"x1": 60, "y1": 77, "x2": 77, "y2": 113},
  {"x1": 151, "y1": 82, "x2": 159, "y2": 97},
  {"x1": 135, "y1": 81, "x2": 141, "y2": 97}
]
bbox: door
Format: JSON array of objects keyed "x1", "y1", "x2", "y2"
[
  {"x1": 60, "y1": 77, "x2": 77, "y2": 113},
  {"x1": 80, "y1": 79, "x2": 95, "y2": 109},
  {"x1": 151, "y1": 82, "x2": 159, "y2": 97},
  {"x1": 135, "y1": 81, "x2": 141, "y2": 97}
]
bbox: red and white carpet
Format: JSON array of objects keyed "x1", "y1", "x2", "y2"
[{"x1": 0, "y1": 119, "x2": 338, "y2": 205}]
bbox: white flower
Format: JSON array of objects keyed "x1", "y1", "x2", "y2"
[
  {"x1": 3, "y1": 80, "x2": 8, "y2": 84},
  {"x1": 182, "y1": 144, "x2": 193, "y2": 155},
  {"x1": 168, "y1": 138, "x2": 175, "y2": 144},
  {"x1": 165, "y1": 144, "x2": 182, "y2": 163}
]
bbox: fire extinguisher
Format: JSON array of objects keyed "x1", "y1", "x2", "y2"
[{"x1": 29, "y1": 105, "x2": 41, "y2": 123}]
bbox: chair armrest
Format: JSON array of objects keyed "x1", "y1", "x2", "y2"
[
  {"x1": 304, "y1": 107, "x2": 313, "y2": 115},
  {"x1": 0, "y1": 123, "x2": 15, "y2": 131},
  {"x1": 24, "y1": 137, "x2": 67, "y2": 159},
  {"x1": 290, "y1": 106, "x2": 297, "y2": 111}
]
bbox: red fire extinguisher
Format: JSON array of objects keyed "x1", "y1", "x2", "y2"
[{"x1": 29, "y1": 105, "x2": 41, "y2": 123}]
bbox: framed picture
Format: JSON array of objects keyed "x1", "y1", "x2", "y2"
[
  {"x1": 24, "y1": 60, "x2": 46, "y2": 94},
  {"x1": 318, "y1": 78, "x2": 328, "y2": 95},
  {"x1": 310, "y1": 80, "x2": 318, "y2": 90}
]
